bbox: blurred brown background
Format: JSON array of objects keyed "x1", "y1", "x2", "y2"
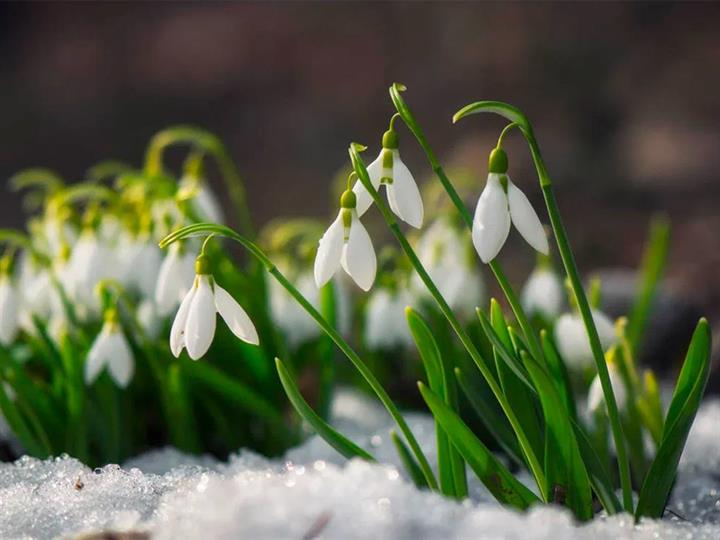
[{"x1": 1, "y1": 2, "x2": 719, "y2": 375}]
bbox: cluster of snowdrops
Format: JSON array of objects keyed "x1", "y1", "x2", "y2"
[{"x1": 0, "y1": 85, "x2": 711, "y2": 523}]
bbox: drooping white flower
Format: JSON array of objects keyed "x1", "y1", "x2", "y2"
[
  {"x1": 269, "y1": 270, "x2": 321, "y2": 348},
  {"x1": 352, "y1": 128, "x2": 423, "y2": 228},
  {"x1": 120, "y1": 235, "x2": 163, "y2": 298},
  {"x1": 0, "y1": 274, "x2": 20, "y2": 345},
  {"x1": 472, "y1": 148, "x2": 548, "y2": 263},
  {"x1": 364, "y1": 288, "x2": 414, "y2": 350},
  {"x1": 137, "y1": 299, "x2": 162, "y2": 339},
  {"x1": 17, "y1": 253, "x2": 53, "y2": 331},
  {"x1": 314, "y1": 190, "x2": 376, "y2": 292},
  {"x1": 587, "y1": 361, "x2": 627, "y2": 414},
  {"x1": 413, "y1": 218, "x2": 485, "y2": 319},
  {"x1": 66, "y1": 229, "x2": 109, "y2": 315},
  {"x1": 155, "y1": 242, "x2": 196, "y2": 316},
  {"x1": 554, "y1": 309, "x2": 617, "y2": 371},
  {"x1": 170, "y1": 255, "x2": 259, "y2": 360},
  {"x1": 521, "y1": 266, "x2": 564, "y2": 320},
  {"x1": 85, "y1": 312, "x2": 134, "y2": 387}
]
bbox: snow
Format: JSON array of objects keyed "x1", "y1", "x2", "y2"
[{"x1": 0, "y1": 391, "x2": 718, "y2": 540}]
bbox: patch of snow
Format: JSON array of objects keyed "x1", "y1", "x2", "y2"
[{"x1": 0, "y1": 391, "x2": 718, "y2": 539}]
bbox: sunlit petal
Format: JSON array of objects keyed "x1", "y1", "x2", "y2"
[
  {"x1": 387, "y1": 152, "x2": 423, "y2": 228},
  {"x1": 314, "y1": 214, "x2": 344, "y2": 288},
  {"x1": 184, "y1": 275, "x2": 217, "y2": 360},
  {"x1": 170, "y1": 284, "x2": 196, "y2": 357},
  {"x1": 341, "y1": 213, "x2": 376, "y2": 291},
  {"x1": 107, "y1": 331, "x2": 135, "y2": 388},
  {"x1": 214, "y1": 284, "x2": 259, "y2": 345},
  {"x1": 472, "y1": 174, "x2": 511, "y2": 263},
  {"x1": 507, "y1": 179, "x2": 549, "y2": 255},
  {"x1": 352, "y1": 151, "x2": 384, "y2": 216}
]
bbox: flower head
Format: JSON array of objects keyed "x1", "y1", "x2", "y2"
[
  {"x1": 472, "y1": 148, "x2": 548, "y2": 263},
  {"x1": 170, "y1": 254, "x2": 259, "y2": 360},
  {"x1": 85, "y1": 309, "x2": 134, "y2": 387},
  {"x1": 521, "y1": 260, "x2": 564, "y2": 320},
  {"x1": 314, "y1": 189, "x2": 377, "y2": 291},
  {"x1": 0, "y1": 271, "x2": 19, "y2": 346},
  {"x1": 365, "y1": 288, "x2": 414, "y2": 350},
  {"x1": 554, "y1": 308, "x2": 617, "y2": 371},
  {"x1": 587, "y1": 358, "x2": 627, "y2": 415},
  {"x1": 155, "y1": 242, "x2": 196, "y2": 316},
  {"x1": 352, "y1": 124, "x2": 423, "y2": 228}
]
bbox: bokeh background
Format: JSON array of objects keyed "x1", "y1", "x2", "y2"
[{"x1": 1, "y1": 2, "x2": 719, "y2": 383}]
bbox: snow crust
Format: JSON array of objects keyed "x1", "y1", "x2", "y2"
[{"x1": 0, "y1": 391, "x2": 718, "y2": 539}]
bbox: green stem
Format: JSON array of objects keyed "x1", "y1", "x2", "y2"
[
  {"x1": 388, "y1": 85, "x2": 544, "y2": 363},
  {"x1": 453, "y1": 99, "x2": 634, "y2": 512},
  {"x1": 349, "y1": 145, "x2": 548, "y2": 498},
  {"x1": 160, "y1": 224, "x2": 438, "y2": 491}
]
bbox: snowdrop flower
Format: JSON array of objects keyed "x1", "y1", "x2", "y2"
[
  {"x1": 521, "y1": 261, "x2": 564, "y2": 320},
  {"x1": 472, "y1": 148, "x2": 548, "y2": 263},
  {"x1": 587, "y1": 360, "x2": 627, "y2": 414},
  {"x1": 137, "y1": 299, "x2": 162, "y2": 339},
  {"x1": 352, "y1": 123, "x2": 423, "y2": 228},
  {"x1": 171, "y1": 254, "x2": 259, "y2": 360},
  {"x1": 554, "y1": 309, "x2": 617, "y2": 371},
  {"x1": 413, "y1": 218, "x2": 484, "y2": 319},
  {"x1": 85, "y1": 309, "x2": 134, "y2": 387},
  {"x1": 269, "y1": 269, "x2": 321, "y2": 348},
  {"x1": 66, "y1": 228, "x2": 109, "y2": 315},
  {"x1": 120, "y1": 235, "x2": 163, "y2": 298},
  {"x1": 17, "y1": 253, "x2": 53, "y2": 330},
  {"x1": 155, "y1": 242, "x2": 196, "y2": 316},
  {"x1": 314, "y1": 190, "x2": 377, "y2": 291},
  {"x1": 0, "y1": 273, "x2": 20, "y2": 345},
  {"x1": 365, "y1": 288, "x2": 414, "y2": 350}
]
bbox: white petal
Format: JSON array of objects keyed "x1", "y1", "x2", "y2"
[
  {"x1": 170, "y1": 285, "x2": 196, "y2": 357},
  {"x1": 507, "y1": 179, "x2": 549, "y2": 255},
  {"x1": 0, "y1": 280, "x2": 19, "y2": 345},
  {"x1": 341, "y1": 213, "x2": 376, "y2": 291},
  {"x1": 472, "y1": 174, "x2": 511, "y2": 263},
  {"x1": 386, "y1": 152, "x2": 423, "y2": 228},
  {"x1": 155, "y1": 247, "x2": 183, "y2": 315},
  {"x1": 314, "y1": 214, "x2": 344, "y2": 288},
  {"x1": 554, "y1": 310, "x2": 617, "y2": 371},
  {"x1": 214, "y1": 284, "x2": 259, "y2": 345},
  {"x1": 352, "y1": 151, "x2": 384, "y2": 216},
  {"x1": 593, "y1": 309, "x2": 617, "y2": 351},
  {"x1": 85, "y1": 326, "x2": 112, "y2": 384},
  {"x1": 521, "y1": 268, "x2": 564, "y2": 319},
  {"x1": 184, "y1": 275, "x2": 217, "y2": 360},
  {"x1": 107, "y1": 331, "x2": 135, "y2": 388},
  {"x1": 194, "y1": 184, "x2": 225, "y2": 224},
  {"x1": 588, "y1": 365, "x2": 627, "y2": 414}
]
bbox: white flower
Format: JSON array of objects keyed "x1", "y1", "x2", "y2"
[
  {"x1": 587, "y1": 362, "x2": 627, "y2": 414},
  {"x1": 155, "y1": 242, "x2": 196, "y2": 316},
  {"x1": 472, "y1": 149, "x2": 548, "y2": 263},
  {"x1": 120, "y1": 236, "x2": 163, "y2": 298},
  {"x1": 0, "y1": 275, "x2": 20, "y2": 345},
  {"x1": 137, "y1": 299, "x2": 162, "y2": 339},
  {"x1": 170, "y1": 261, "x2": 259, "y2": 360},
  {"x1": 269, "y1": 270, "x2": 321, "y2": 348},
  {"x1": 314, "y1": 191, "x2": 376, "y2": 292},
  {"x1": 85, "y1": 316, "x2": 134, "y2": 387},
  {"x1": 352, "y1": 129, "x2": 423, "y2": 228},
  {"x1": 413, "y1": 218, "x2": 484, "y2": 318},
  {"x1": 66, "y1": 229, "x2": 109, "y2": 315},
  {"x1": 521, "y1": 267, "x2": 564, "y2": 320},
  {"x1": 554, "y1": 309, "x2": 617, "y2": 371},
  {"x1": 17, "y1": 253, "x2": 52, "y2": 331},
  {"x1": 365, "y1": 289, "x2": 414, "y2": 350}
]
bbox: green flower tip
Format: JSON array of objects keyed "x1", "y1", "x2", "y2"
[
  {"x1": 391, "y1": 82, "x2": 407, "y2": 93},
  {"x1": 488, "y1": 147, "x2": 509, "y2": 174},
  {"x1": 340, "y1": 190, "x2": 357, "y2": 209},
  {"x1": 382, "y1": 129, "x2": 399, "y2": 149},
  {"x1": 195, "y1": 254, "x2": 212, "y2": 275},
  {"x1": 350, "y1": 142, "x2": 367, "y2": 154}
]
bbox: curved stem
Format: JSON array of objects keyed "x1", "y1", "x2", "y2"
[
  {"x1": 160, "y1": 223, "x2": 439, "y2": 491},
  {"x1": 349, "y1": 145, "x2": 548, "y2": 498},
  {"x1": 453, "y1": 100, "x2": 634, "y2": 512}
]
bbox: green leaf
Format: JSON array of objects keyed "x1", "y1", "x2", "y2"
[
  {"x1": 390, "y1": 430, "x2": 429, "y2": 489},
  {"x1": 490, "y1": 300, "x2": 543, "y2": 465},
  {"x1": 419, "y1": 382, "x2": 539, "y2": 509},
  {"x1": 636, "y1": 319, "x2": 712, "y2": 519},
  {"x1": 476, "y1": 309, "x2": 534, "y2": 391},
  {"x1": 540, "y1": 330, "x2": 577, "y2": 420},
  {"x1": 275, "y1": 358, "x2": 375, "y2": 462},
  {"x1": 406, "y1": 307, "x2": 463, "y2": 498},
  {"x1": 627, "y1": 216, "x2": 670, "y2": 356},
  {"x1": 455, "y1": 367, "x2": 524, "y2": 466},
  {"x1": 519, "y1": 351, "x2": 593, "y2": 520}
]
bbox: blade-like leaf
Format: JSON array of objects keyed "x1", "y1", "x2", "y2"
[
  {"x1": 419, "y1": 382, "x2": 540, "y2": 509},
  {"x1": 636, "y1": 319, "x2": 711, "y2": 519},
  {"x1": 390, "y1": 430, "x2": 429, "y2": 489},
  {"x1": 476, "y1": 309, "x2": 534, "y2": 391},
  {"x1": 275, "y1": 358, "x2": 375, "y2": 462},
  {"x1": 520, "y1": 351, "x2": 593, "y2": 520},
  {"x1": 540, "y1": 330, "x2": 577, "y2": 420}
]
